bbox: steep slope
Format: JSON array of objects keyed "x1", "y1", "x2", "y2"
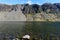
[{"x1": 0, "y1": 10, "x2": 26, "y2": 21}]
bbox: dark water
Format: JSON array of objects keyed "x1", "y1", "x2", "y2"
[{"x1": 0, "y1": 21, "x2": 60, "y2": 36}]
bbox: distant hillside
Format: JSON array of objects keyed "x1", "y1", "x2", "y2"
[
  {"x1": 22, "y1": 3, "x2": 60, "y2": 14},
  {"x1": 0, "y1": 4, "x2": 26, "y2": 21},
  {"x1": 22, "y1": 3, "x2": 60, "y2": 21},
  {"x1": 0, "y1": 4, "x2": 24, "y2": 12},
  {"x1": 0, "y1": 3, "x2": 60, "y2": 21},
  {"x1": 0, "y1": 3, "x2": 60, "y2": 14}
]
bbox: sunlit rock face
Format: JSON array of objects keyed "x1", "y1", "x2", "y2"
[{"x1": 0, "y1": 11, "x2": 26, "y2": 21}]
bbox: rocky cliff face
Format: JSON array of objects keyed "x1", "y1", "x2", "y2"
[
  {"x1": 0, "y1": 11, "x2": 26, "y2": 21},
  {"x1": 0, "y1": 3, "x2": 60, "y2": 14},
  {"x1": 0, "y1": 4, "x2": 26, "y2": 21},
  {"x1": 22, "y1": 3, "x2": 60, "y2": 21},
  {"x1": 0, "y1": 3, "x2": 60, "y2": 21}
]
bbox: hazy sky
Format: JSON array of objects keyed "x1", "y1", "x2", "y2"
[{"x1": 0, "y1": 0, "x2": 60, "y2": 5}]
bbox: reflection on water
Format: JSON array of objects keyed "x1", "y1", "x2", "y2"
[
  {"x1": 0, "y1": 21, "x2": 60, "y2": 35},
  {"x1": 0, "y1": 21, "x2": 60, "y2": 39},
  {"x1": 0, "y1": 21, "x2": 26, "y2": 34}
]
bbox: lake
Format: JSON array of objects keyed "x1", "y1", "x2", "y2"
[{"x1": 0, "y1": 21, "x2": 60, "y2": 39}]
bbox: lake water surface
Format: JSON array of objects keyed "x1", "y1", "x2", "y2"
[{"x1": 0, "y1": 21, "x2": 60, "y2": 36}]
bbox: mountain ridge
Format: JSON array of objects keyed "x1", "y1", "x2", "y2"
[{"x1": 0, "y1": 3, "x2": 60, "y2": 21}]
